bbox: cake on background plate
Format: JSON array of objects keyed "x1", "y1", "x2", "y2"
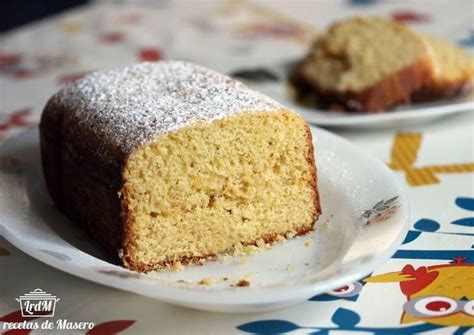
[
  {"x1": 293, "y1": 17, "x2": 437, "y2": 112},
  {"x1": 291, "y1": 17, "x2": 474, "y2": 113},
  {"x1": 40, "y1": 61, "x2": 320, "y2": 272},
  {"x1": 412, "y1": 35, "x2": 474, "y2": 102}
]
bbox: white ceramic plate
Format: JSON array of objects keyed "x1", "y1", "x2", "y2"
[
  {"x1": 253, "y1": 81, "x2": 474, "y2": 128},
  {"x1": 0, "y1": 127, "x2": 409, "y2": 313}
]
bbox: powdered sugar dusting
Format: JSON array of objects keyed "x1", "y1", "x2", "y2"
[{"x1": 51, "y1": 61, "x2": 284, "y2": 154}]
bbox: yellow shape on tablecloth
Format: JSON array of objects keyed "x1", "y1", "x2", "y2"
[
  {"x1": 58, "y1": 21, "x2": 83, "y2": 34},
  {"x1": 363, "y1": 271, "x2": 412, "y2": 282},
  {"x1": 388, "y1": 132, "x2": 474, "y2": 186}
]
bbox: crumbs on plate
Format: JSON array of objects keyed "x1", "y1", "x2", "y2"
[
  {"x1": 198, "y1": 277, "x2": 214, "y2": 286},
  {"x1": 239, "y1": 257, "x2": 250, "y2": 264},
  {"x1": 322, "y1": 219, "x2": 331, "y2": 230},
  {"x1": 234, "y1": 279, "x2": 250, "y2": 287},
  {"x1": 172, "y1": 261, "x2": 184, "y2": 272}
]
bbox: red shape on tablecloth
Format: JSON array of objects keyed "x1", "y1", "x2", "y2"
[
  {"x1": 86, "y1": 320, "x2": 135, "y2": 335},
  {"x1": 391, "y1": 11, "x2": 430, "y2": 23},
  {"x1": 451, "y1": 255, "x2": 467, "y2": 264},
  {"x1": 3, "y1": 330, "x2": 33, "y2": 335},
  {"x1": 57, "y1": 72, "x2": 90, "y2": 85},
  {"x1": 0, "y1": 109, "x2": 32, "y2": 134},
  {"x1": 99, "y1": 32, "x2": 125, "y2": 44},
  {"x1": 400, "y1": 264, "x2": 439, "y2": 297},
  {"x1": 0, "y1": 53, "x2": 38, "y2": 79},
  {"x1": 12, "y1": 70, "x2": 39, "y2": 79},
  {"x1": 0, "y1": 54, "x2": 21, "y2": 67},
  {"x1": 138, "y1": 48, "x2": 163, "y2": 62},
  {"x1": 0, "y1": 310, "x2": 35, "y2": 323}
]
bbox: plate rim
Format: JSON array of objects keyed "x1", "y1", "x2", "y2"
[
  {"x1": 254, "y1": 81, "x2": 474, "y2": 127},
  {"x1": 300, "y1": 100, "x2": 474, "y2": 126}
]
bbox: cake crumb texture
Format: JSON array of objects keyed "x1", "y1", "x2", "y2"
[{"x1": 122, "y1": 111, "x2": 320, "y2": 271}]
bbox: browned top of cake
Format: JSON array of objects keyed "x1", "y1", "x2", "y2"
[{"x1": 43, "y1": 61, "x2": 284, "y2": 160}]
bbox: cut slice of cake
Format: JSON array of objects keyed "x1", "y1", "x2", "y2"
[
  {"x1": 412, "y1": 35, "x2": 474, "y2": 101},
  {"x1": 294, "y1": 17, "x2": 437, "y2": 112},
  {"x1": 40, "y1": 61, "x2": 320, "y2": 272}
]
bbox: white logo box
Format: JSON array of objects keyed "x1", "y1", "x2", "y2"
[{"x1": 16, "y1": 289, "x2": 60, "y2": 317}]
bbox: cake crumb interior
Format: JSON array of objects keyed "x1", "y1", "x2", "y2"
[{"x1": 122, "y1": 110, "x2": 318, "y2": 270}]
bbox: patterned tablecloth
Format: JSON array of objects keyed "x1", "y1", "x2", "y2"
[{"x1": 1, "y1": 0, "x2": 473, "y2": 334}]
